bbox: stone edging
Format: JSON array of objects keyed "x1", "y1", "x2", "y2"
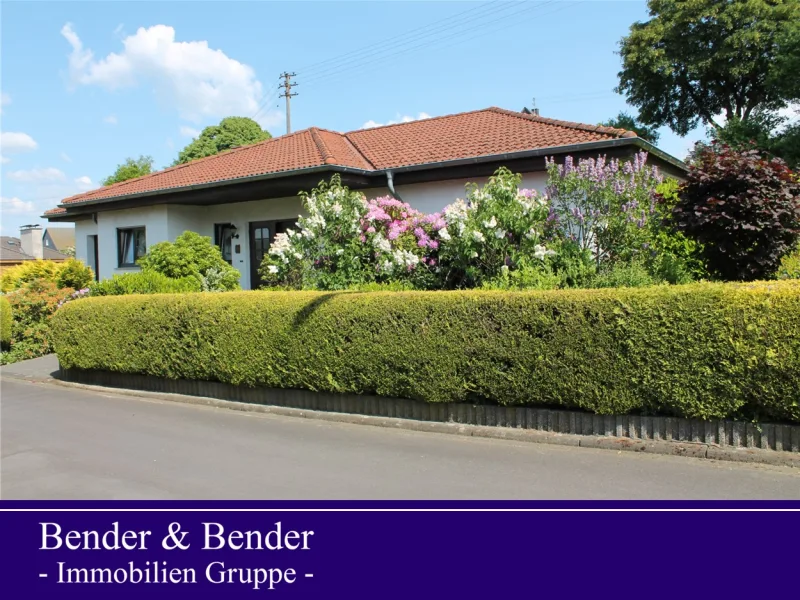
[{"x1": 49, "y1": 366, "x2": 800, "y2": 468}]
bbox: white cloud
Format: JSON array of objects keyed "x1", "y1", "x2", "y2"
[
  {"x1": 103, "y1": 114, "x2": 118, "y2": 125},
  {"x1": 361, "y1": 112, "x2": 432, "y2": 129},
  {"x1": 60, "y1": 152, "x2": 72, "y2": 163},
  {"x1": 180, "y1": 125, "x2": 201, "y2": 138},
  {"x1": 0, "y1": 156, "x2": 9, "y2": 164},
  {"x1": 0, "y1": 92, "x2": 10, "y2": 113},
  {"x1": 0, "y1": 196, "x2": 37, "y2": 215},
  {"x1": 74, "y1": 176, "x2": 94, "y2": 190},
  {"x1": 62, "y1": 23, "x2": 272, "y2": 124},
  {"x1": 6, "y1": 167, "x2": 67, "y2": 183},
  {"x1": 778, "y1": 102, "x2": 800, "y2": 129},
  {"x1": 0, "y1": 131, "x2": 38, "y2": 153}
]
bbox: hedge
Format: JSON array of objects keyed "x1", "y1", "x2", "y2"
[
  {"x1": 51, "y1": 281, "x2": 800, "y2": 423},
  {"x1": 89, "y1": 271, "x2": 201, "y2": 296},
  {"x1": 0, "y1": 296, "x2": 11, "y2": 349}
]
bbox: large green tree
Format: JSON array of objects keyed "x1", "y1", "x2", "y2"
[
  {"x1": 599, "y1": 112, "x2": 660, "y2": 144},
  {"x1": 617, "y1": 0, "x2": 800, "y2": 136},
  {"x1": 174, "y1": 117, "x2": 271, "y2": 165},
  {"x1": 708, "y1": 109, "x2": 800, "y2": 168},
  {"x1": 102, "y1": 155, "x2": 154, "y2": 186}
]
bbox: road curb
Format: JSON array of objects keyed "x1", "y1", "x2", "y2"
[{"x1": 6, "y1": 374, "x2": 797, "y2": 469}]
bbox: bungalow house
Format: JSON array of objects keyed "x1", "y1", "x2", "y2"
[{"x1": 44, "y1": 107, "x2": 686, "y2": 289}]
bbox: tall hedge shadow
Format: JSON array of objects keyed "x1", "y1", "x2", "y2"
[{"x1": 291, "y1": 293, "x2": 339, "y2": 329}]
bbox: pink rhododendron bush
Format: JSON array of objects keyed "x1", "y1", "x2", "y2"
[{"x1": 259, "y1": 152, "x2": 694, "y2": 290}]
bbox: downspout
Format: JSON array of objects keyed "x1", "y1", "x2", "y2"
[{"x1": 386, "y1": 170, "x2": 403, "y2": 202}]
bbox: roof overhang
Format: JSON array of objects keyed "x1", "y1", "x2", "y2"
[{"x1": 45, "y1": 137, "x2": 686, "y2": 221}]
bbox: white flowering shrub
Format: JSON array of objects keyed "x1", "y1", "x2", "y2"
[
  {"x1": 438, "y1": 167, "x2": 554, "y2": 288},
  {"x1": 260, "y1": 175, "x2": 372, "y2": 289}
]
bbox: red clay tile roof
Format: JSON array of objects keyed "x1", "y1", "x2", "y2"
[
  {"x1": 51, "y1": 107, "x2": 636, "y2": 212},
  {"x1": 345, "y1": 107, "x2": 633, "y2": 170},
  {"x1": 58, "y1": 127, "x2": 371, "y2": 207}
]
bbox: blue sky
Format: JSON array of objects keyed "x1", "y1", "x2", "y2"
[{"x1": 0, "y1": 0, "x2": 708, "y2": 236}]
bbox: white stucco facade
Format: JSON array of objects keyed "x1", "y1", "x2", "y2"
[{"x1": 75, "y1": 172, "x2": 548, "y2": 289}]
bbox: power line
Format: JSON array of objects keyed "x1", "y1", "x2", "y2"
[
  {"x1": 301, "y1": 1, "x2": 556, "y2": 89},
  {"x1": 249, "y1": 1, "x2": 514, "y2": 123},
  {"x1": 297, "y1": 1, "x2": 524, "y2": 78},
  {"x1": 302, "y1": 0, "x2": 567, "y2": 93},
  {"x1": 250, "y1": 82, "x2": 281, "y2": 123},
  {"x1": 252, "y1": 1, "x2": 588, "y2": 129}
]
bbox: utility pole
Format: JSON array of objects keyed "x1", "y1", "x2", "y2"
[{"x1": 279, "y1": 72, "x2": 298, "y2": 134}]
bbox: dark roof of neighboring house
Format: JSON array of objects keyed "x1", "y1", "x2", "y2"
[
  {"x1": 43, "y1": 227, "x2": 75, "y2": 250},
  {"x1": 0, "y1": 236, "x2": 70, "y2": 261},
  {"x1": 46, "y1": 107, "x2": 659, "y2": 213}
]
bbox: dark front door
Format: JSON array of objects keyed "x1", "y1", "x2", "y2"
[
  {"x1": 249, "y1": 221, "x2": 272, "y2": 289},
  {"x1": 249, "y1": 219, "x2": 299, "y2": 289},
  {"x1": 88, "y1": 235, "x2": 99, "y2": 281}
]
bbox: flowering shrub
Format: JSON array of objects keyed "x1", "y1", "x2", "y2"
[
  {"x1": 0, "y1": 279, "x2": 88, "y2": 364},
  {"x1": 260, "y1": 175, "x2": 372, "y2": 289},
  {"x1": 261, "y1": 169, "x2": 556, "y2": 290},
  {"x1": 257, "y1": 156, "x2": 718, "y2": 291},
  {"x1": 438, "y1": 167, "x2": 554, "y2": 288},
  {"x1": 359, "y1": 196, "x2": 445, "y2": 287},
  {"x1": 546, "y1": 151, "x2": 663, "y2": 267},
  {"x1": 57, "y1": 287, "x2": 90, "y2": 308}
]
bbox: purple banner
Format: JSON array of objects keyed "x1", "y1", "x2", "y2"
[{"x1": 1, "y1": 503, "x2": 798, "y2": 597}]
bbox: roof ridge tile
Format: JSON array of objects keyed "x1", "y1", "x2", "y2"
[
  {"x1": 341, "y1": 133, "x2": 376, "y2": 170},
  {"x1": 309, "y1": 127, "x2": 337, "y2": 165}
]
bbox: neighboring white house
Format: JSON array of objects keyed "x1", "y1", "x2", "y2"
[{"x1": 45, "y1": 107, "x2": 686, "y2": 289}]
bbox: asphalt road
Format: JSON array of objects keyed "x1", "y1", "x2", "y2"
[{"x1": 1, "y1": 377, "x2": 798, "y2": 499}]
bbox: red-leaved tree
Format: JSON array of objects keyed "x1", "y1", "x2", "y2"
[{"x1": 671, "y1": 143, "x2": 800, "y2": 281}]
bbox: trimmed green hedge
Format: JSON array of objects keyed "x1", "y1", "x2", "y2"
[
  {"x1": 51, "y1": 281, "x2": 800, "y2": 423},
  {"x1": 89, "y1": 271, "x2": 201, "y2": 296},
  {"x1": 0, "y1": 296, "x2": 11, "y2": 350}
]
